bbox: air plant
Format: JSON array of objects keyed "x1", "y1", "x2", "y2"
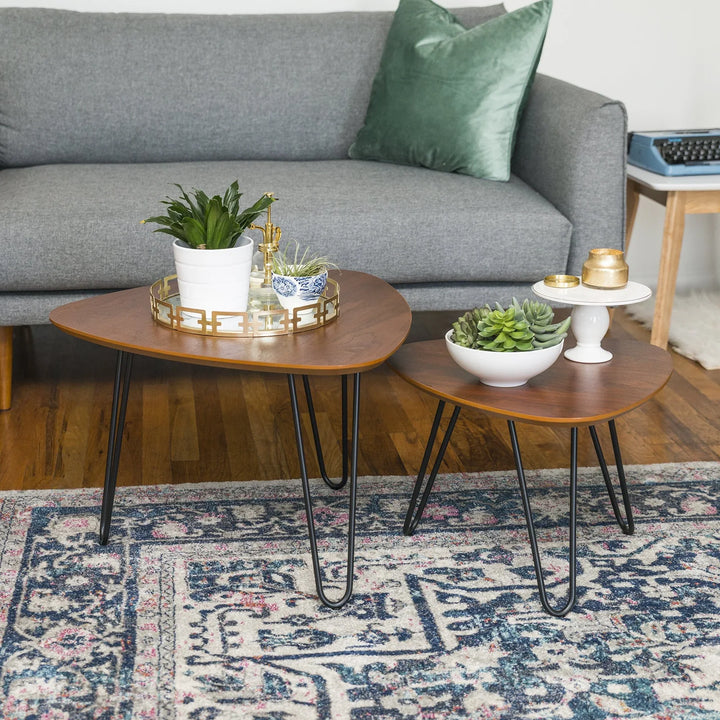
[{"x1": 272, "y1": 241, "x2": 337, "y2": 277}]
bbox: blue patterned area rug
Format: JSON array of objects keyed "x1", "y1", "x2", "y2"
[{"x1": 1, "y1": 462, "x2": 720, "y2": 719}]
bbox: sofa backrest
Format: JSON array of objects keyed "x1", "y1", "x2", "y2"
[{"x1": 0, "y1": 6, "x2": 505, "y2": 168}]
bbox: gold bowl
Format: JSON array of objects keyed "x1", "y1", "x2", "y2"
[
  {"x1": 544, "y1": 274, "x2": 579, "y2": 288},
  {"x1": 581, "y1": 248, "x2": 628, "y2": 289}
]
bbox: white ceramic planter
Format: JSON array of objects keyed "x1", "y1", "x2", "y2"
[
  {"x1": 172, "y1": 235, "x2": 253, "y2": 314},
  {"x1": 445, "y1": 329, "x2": 564, "y2": 387},
  {"x1": 271, "y1": 270, "x2": 328, "y2": 311}
]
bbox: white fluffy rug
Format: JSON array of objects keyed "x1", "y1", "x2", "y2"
[{"x1": 625, "y1": 290, "x2": 720, "y2": 370}]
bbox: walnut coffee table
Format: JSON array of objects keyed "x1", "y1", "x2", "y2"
[
  {"x1": 388, "y1": 336, "x2": 673, "y2": 616},
  {"x1": 50, "y1": 270, "x2": 411, "y2": 609}
]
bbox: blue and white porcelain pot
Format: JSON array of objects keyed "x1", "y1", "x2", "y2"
[{"x1": 271, "y1": 270, "x2": 328, "y2": 311}]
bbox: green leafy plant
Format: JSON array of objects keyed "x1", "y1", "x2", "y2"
[
  {"x1": 272, "y1": 241, "x2": 337, "y2": 277},
  {"x1": 451, "y1": 298, "x2": 571, "y2": 352},
  {"x1": 143, "y1": 181, "x2": 275, "y2": 249}
]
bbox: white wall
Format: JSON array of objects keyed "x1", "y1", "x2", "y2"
[
  {"x1": 531, "y1": 0, "x2": 720, "y2": 291},
  {"x1": 3, "y1": 0, "x2": 719, "y2": 290}
]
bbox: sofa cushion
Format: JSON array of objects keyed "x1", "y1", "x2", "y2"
[
  {"x1": 0, "y1": 6, "x2": 505, "y2": 168},
  {"x1": 348, "y1": 0, "x2": 551, "y2": 181},
  {"x1": 0, "y1": 161, "x2": 571, "y2": 292}
]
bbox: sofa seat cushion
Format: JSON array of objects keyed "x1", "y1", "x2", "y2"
[{"x1": 0, "y1": 161, "x2": 571, "y2": 292}]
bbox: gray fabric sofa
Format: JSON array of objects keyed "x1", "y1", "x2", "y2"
[{"x1": 0, "y1": 6, "x2": 627, "y2": 409}]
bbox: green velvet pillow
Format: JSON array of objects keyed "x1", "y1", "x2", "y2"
[{"x1": 348, "y1": 0, "x2": 552, "y2": 181}]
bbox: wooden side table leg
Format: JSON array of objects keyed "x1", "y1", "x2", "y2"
[
  {"x1": 651, "y1": 190, "x2": 685, "y2": 349},
  {"x1": 0, "y1": 326, "x2": 12, "y2": 411},
  {"x1": 625, "y1": 178, "x2": 641, "y2": 256},
  {"x1": 609, "y1": 179, "x2": 642, "y2": 328}
]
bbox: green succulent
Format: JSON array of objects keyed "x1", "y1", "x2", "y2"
[
  {"x1": 451, "y1": 298, "x2": 571, "y2": 352},
  {"x1": 143, "y1": 181, "x2": 275, "y2": 250}
]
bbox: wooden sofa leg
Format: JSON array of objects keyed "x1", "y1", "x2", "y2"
[{"x1": 0, "y1": 326, "x2": 12, "y2": 411}]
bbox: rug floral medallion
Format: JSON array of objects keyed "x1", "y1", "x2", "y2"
[{"x1": 0, "y1": 462, "x2": 719, "y2": 719}]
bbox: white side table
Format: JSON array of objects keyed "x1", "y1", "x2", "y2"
[
  {"x1": 626, "y1": 165, "x2": 720, "y2": 349},
  {"x1": 533, "y1": 279, "x2": 651, "y2": 363}
]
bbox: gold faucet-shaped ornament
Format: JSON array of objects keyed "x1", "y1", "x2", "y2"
[{"x1": 249, "y1": 193, "x2": 281, "y2": 287}]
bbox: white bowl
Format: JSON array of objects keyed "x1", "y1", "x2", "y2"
[{"x1": 445, "y1": 329, "x2": 564, "y2": 387}]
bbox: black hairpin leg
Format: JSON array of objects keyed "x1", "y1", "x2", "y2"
[
  {"x1": 288, "y1": 372, "x2": 360, "y2": 608},
  {"x1": 403, "y1": 400, "x2": 462, "y2": 536},
  {"x1": 508, "y1": 420, "x2": 578, "y2": 617},
  {"x1": 589, "y1": 420, "x2": 634, "y2": 534},
  {"x1": 301, "y1": 374, "x2": 349, "y2": 490},
  {"x1": 99, "y1": 350, "x2": 134, "y2": 545}
]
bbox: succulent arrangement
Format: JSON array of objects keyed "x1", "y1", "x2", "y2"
[
  {"x1": 272, "y1": 241, "x2": 337, "y2": 277},
  {"x1": 143, "y1": 181, "x2": 275, "y2": 250},
  {"x1": 451, "y1": 298, "x2": 571, "y2": 352}
]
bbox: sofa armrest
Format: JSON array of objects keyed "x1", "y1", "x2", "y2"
[{"x1": 512, "y1": 73, "x2": 628, "y2": 275}]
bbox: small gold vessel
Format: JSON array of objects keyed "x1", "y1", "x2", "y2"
[
  {"x1": 544, "y1": 274, "x2": 579, "y2": 288},
  {"x1": 581, "y1": 248, "x2": 628, "y2": 289}
]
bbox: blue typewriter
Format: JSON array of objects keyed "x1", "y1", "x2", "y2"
[{"x1": 628, "y1": 129, "x2": 720, "y2": 176}]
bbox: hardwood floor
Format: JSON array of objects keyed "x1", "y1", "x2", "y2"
[{"x1": 1, "y1": 310, "x2": 718, "y2": 491}]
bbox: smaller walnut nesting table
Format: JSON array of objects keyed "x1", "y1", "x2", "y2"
[
  {"x1": 50, "y1": 270, "x2": 412, "y2": 609},
  {"x1": 389, "y1": 336, "x2": 672, "y2": 616}
]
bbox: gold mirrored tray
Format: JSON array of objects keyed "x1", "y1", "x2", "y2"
[{"x1": 150, "y1": 275, "x2": 339, "y2": 337}]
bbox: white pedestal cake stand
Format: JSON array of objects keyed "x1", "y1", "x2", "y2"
[{"x1": 532, "y1": 279, "x2": 652, "y2": 363}]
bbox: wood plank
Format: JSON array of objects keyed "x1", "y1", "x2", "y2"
[
  {"x1": 169, "y1": 372, "x2": 200, "y2": 463},
  {"x1": 0, "y1": 326, "x2": 12, "y2": 411},
  {"x1": 140, "y1": 368, "x2": 172, "y2": 486}
]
